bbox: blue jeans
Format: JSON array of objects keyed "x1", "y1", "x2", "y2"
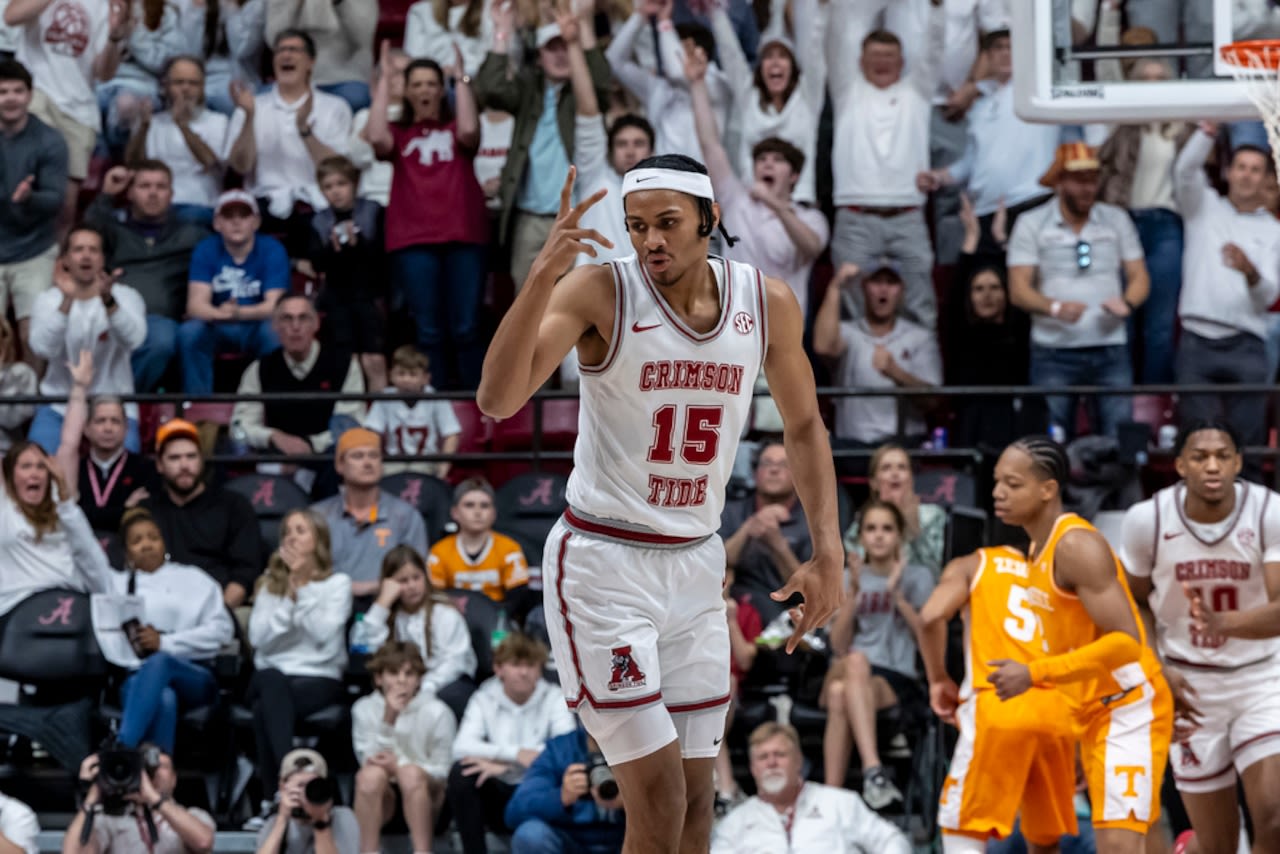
[
  {"x1": 119, "y1": 652, "x2": 218, "y2": 754},
  {"x1": 30, "y1": 406, "x2": 139, "y2": 454},
  {"x1": 1029, "y1": 344, "x2": 1133, "y2": 439},
  {"x1": 317, "y1": 81, "x2": 371, "y2": 113},
  {"x1": 1130, "y1": 208, "x2": 1183, "y2": 383},
  {"x1": 171, "y1": 204, "x2": 214, "y2": 227},
  {"x1": 392, "y1": 243, "x2": 487, "y2": 390},
  {"x1": 133, "y1": 315, "x2": 180, "y2": 393},
  {"x1": 511, "y1": 819, "x2": 620, "y2": 854},
  {"x1": 178, "y1": 318, "x2": 280, "y2": 394}
]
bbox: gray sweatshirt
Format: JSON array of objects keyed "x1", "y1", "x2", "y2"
[{"x1": 0, "y1": 114, "x2": 67, "y2": 264}]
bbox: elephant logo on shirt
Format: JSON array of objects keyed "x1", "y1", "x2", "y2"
[
  {"x1": 45, "y1": 0, "x2": 90, "y2": 56},
  {"x1": 403, "y1": 130, "x2": 455, "y2": 167},
  {"x1": 607, "y1": 645, "x2": 646, "y2": 691}
]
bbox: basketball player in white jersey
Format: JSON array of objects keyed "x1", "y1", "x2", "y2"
[
  {"x1": 477, "y1": 161, "x2": 843, "y2": 853},
  {"x1": 1120, "y1": 420, "x2": 1280, "y2": 854}
]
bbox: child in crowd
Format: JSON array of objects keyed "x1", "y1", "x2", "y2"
[
  {"x1": 429, "y1": 478, "x2": 533, "y2": 621},
  {"x1": 0, "y1": 318, "x2": 36, "y2": 453},
  {"x1": 352, "y1": 641, "x2": 456, "y2": 854},
  {"x1": 363, "y1": 544, "x2": 479, "y2": 721},
  {"x1": 823, "y1": 499, "x2": 934, "y2": 810},
  {"x1": 365, "y1": 345, "x2": 461, "y2": 478},
  {"x1": 447, "y1": 633, "x2": 577, "y2": 854},
  {"x1": 309, "y1": 155, "x2": 388, "y2": 393}
]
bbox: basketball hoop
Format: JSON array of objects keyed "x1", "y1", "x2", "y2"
[{"x1": 1221, "y1": 40, "x2": 1280, "y2": 170}]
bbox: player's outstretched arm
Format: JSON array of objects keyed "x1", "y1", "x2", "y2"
[
  {"x1": 478, "y1": 167, "x2": 614, "y2": 419},
  {"x1": 760, "y1": 276, "x2": 843, "y2": 653}
]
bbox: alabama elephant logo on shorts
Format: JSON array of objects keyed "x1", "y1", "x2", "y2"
[{"x1": 608, "y1": 645, "x2": 647, "y2": 691}]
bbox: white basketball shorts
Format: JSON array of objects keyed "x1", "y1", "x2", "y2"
[
  {"x1": 1169, "y1": 657, "x2": 1280, "y2": 793},
  {"x1": 542, "y1": 510, "x2": 732, "y2": 766}
]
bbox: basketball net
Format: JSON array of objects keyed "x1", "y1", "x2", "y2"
[{"x1": 1222, "y1": 41, "x2": 1280, "y2": 173}]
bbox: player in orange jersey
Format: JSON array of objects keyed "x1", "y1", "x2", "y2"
[
  {"x1": 987, "y1": 436, "x2": 1173, "y2": 854},
  {"x1": 921, "y1": 546, "x2": 1077, "y2": 853}
]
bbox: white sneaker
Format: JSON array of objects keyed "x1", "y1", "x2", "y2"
[
  {"x1": 242, "y1": 800, "x2": 274, "y2": 831},
  {"x1": 861, "y1": 767, "x2": 902, "y2": 810}
]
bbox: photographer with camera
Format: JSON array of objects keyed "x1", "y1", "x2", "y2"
[
  {"x1": 62, "y1": 746, "x2": 216, "y2": 854},
  {"x1": 255, "y1": 749, "x2": 358, "y2": 854},
  {"x1": 504, "y1": 726, "x2": 625, "y2": 854}
]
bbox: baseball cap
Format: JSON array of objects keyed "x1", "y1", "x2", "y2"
[
  {"x1": 335, "y1": 427, "x2": 381, "y2": 459},
  {"x1": 215, "y1": 189, "x2": 259, "y2": 217},
  {"x1": 279, "y1": 748, "x2": 328, "y2": 782},
  {"x1": 535, "y1": 23, "x2": 563, "y2": 49},
  {"x1": 155, "y1": 418, "x2": 200, "y2": 452}
]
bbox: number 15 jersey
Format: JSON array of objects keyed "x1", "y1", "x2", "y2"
[{"x1": 566, "y1": 254, "x2": 768, "y2": 539}]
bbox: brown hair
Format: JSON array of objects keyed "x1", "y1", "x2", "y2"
[
  {"x1": 752, "y1": 43, "x2": 798, "y2": 111},
  {"x1": 367, "y1": 639, "x2": 428, "y2": 676},
  {"x1": 257, "y1": 509, "x2": 335, "y2": 597},
  {"x1": 493, "y1": 633, "x2": 548, "y2": 668},
  {"x1": 142, "y1": 0, "x2": 165, "y2": 31},
  {"x1": 391, "y1": 345, "x2": 429, "y2": 373},
  {"x1": 2, "y1": 442, "x2": 57, "y2": 541},
  {"x1": 431, "y1": 0, "x2": 484, "y2": 38},
  {"x1": 862, "y1": 29, "x2": 902, "y2": 51},
  {"x1": 751, "y1": 136, "x2": 805, "y2": 176},
  {"x1": 133, "y1": 158, "x2": 173, "y2": 182},
  {"x1": 316, "y1": 155, "x2": 360, "y2": 187},
  {"x1": 379, "y1": 544, "x2": 455, "y2": 661},
  {"x1": 0, "y1": 317, "x2": 15, "y2": 366},
  {"x1": 748, "y1": 721, "x2": 802, "y2": 755},
  {"x1": 857, "y1": 498, "x2": 906, "y2": 537}
]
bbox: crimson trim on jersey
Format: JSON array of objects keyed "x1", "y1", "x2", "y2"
[
  {"x1": 754, "y1": 268, "x2": 769, "y2": 370},
  {"x1": 563, "y1": 507, "x2": 704, "y2": 545},
  {"x1": 1230, "y1": 729, "x2": 1280, "y2": 757},
  {"x1": 580, "y1": 260, "x2": 626, "y2": 376},
  {"x1": 554, "y1": 530, "x2": 666, "y2": 713},
  {"x1": 1173, "y1": 758, "x2": 1234, "y2": 784},
  {"x1": 1165, "y1": 654, "x2": 1274, "y2": 673},
  {"x1": 638, "y1": 255, "x2": 733, "y2": 344},
  {"x1": 666, "y1": 693, "x2": 731, "y2": 714},
  {"x1": 1173, "y1": 482, "x2": 1249, "y2": 548}
]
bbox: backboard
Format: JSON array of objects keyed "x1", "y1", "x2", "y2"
[{"x1": 1011, "y1": 0, "x2": 1260, "y2": 123}]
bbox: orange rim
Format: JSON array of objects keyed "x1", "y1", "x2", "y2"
[{"x1": 1221, "y1": 39, "x2": 1280, "y2": 70}]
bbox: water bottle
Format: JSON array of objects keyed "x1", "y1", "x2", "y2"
[
  {"x1": 229, "y1": 422, "x2": 250, "y2": 456},
  {"x1": 350, "y1": 612, "x2": 372, "y2": 655},
  {"x1": 490, "y1": 608, "x2": 509, "y2": 651}
]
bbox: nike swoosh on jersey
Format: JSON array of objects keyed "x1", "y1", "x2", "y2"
[
  {"x1": 631, "y1": 321, "x2": 662, "y2": 332},
  {"x1": 1163, "y1": 532, "x2": 1183, "y2": 540}
]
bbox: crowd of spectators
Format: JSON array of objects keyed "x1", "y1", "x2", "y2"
[{"x1": 1, "y1": 0, "x2": 1278, "y2": 849}]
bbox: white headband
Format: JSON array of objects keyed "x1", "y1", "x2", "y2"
[{"x1": 620, "y1": 168, "x2": 715, "y2": 203}]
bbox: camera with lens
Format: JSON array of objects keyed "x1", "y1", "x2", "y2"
[
  {"x1": 290, "y1": 776, "x2": 336, "y2": 820},
  {"x1": 95, "y1": 742, "x2": 161, "y2": 813},
  {"x1": 585, "y1": 752, "x2": 618, "y2": 801}
]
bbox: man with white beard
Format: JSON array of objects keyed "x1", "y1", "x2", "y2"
[{"x1": 710, "y1": 723, "x2": 911, "y2": 852}]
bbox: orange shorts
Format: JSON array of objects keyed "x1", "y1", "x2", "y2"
[
  {"x1": 1079, "y1": 673, "x2": 1174, "y2": 833},
  {"x1": 939, "y1": 689, "x2": 1078, "y2": 845}
]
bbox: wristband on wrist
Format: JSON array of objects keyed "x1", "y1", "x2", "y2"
[{"x1": 149, "y1": 794, "x2": 171, "y2": 811}]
